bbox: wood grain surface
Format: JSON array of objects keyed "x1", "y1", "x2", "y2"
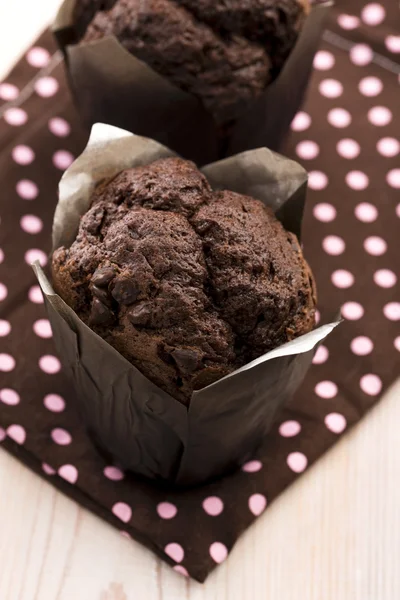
[{"x1": 0, "y1": 2, "x2": 399, "y2": 599}]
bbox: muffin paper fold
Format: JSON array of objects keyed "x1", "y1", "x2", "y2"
[
  {"x1": 53, "y1": 0, "x2": 332, "y2": 166},
  {"x1": 33, "y1": 123, "x2": 339, "y2": 486}
]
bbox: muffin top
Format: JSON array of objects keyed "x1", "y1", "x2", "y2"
[
  {"x1": 52, "y1": 157, "x2": 316, "y2": 404},
  {"x1": 74, "y1": 0, "x2": 310, "y2": 124}
]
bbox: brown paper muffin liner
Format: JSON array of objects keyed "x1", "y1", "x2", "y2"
[
  {"x1": 34, "y1": 123, "x2": 338, "y2": 486},
  {"x1": 53, "y1": 0, "x2": 332, "y2": 165},
  {"x1": 0, "y1": 7, "x2": 399, "y2": 580}
]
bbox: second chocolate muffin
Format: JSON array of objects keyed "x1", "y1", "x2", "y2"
[
  {"x1": 74, "y1": 0, "x2": 310, "y2": 125},
  {"x1": 52, "y1": 157, "x2": 316, "y2": 404}
]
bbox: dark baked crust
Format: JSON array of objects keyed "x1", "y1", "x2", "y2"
[
  {"x1": 77, "y1": 0, "x2": 309, "y2": 124},
  {"x1": 52, "y1": 157, "x2": 316, "y2": 404}
]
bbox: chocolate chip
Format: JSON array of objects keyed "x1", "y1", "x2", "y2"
[
  {"x1": 127, "y1": 302, "x2": 152, "y2": 326},
  {"x1": 92, "y1": 266, "x2": 115, "y2": 287},
  {"x1": 89, "y1": 297, "x2": 115, "y2": 326},
  {"x1": 111, "y1": 277, "x2": 139, "y2": 305},
  {"x1": 91, "y1": 285, "x2": 112, "y2": 307},
  {"x1": 171, "y1": 348, "x2": 202, "y2": 375}
]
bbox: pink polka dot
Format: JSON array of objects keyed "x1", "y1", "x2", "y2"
[
  {"x1": 287, "y1": 452, "x2": 308, "y2": 473},
  {"x1": 387, "y1": 169, "x2": 400, "y2": 189},
  {"x1": 51, "y1": 428, "x2": 72, "y2": 445},
  {"x1": 157, "y1": 502, "x2": 178, "y2": 519},
  {"x1": 39, "y1": 355, "x2": 61, "y2": 374},
  {"x1": 341, "y1": 302, "x2": 364, "y2": 320},
  {"x1": 361, "y1": 3, "x2": 386, "y2": 26},
  {"x1": 165, "y1": 543, "x2": 184, "y2": 563},
  {"x1": 20, "y1": 215, "x2": 43, "y2": 234},
  {"x1": 26, "y1": 47, "x2": 50, "y2": 68},
  {"x1": 29, "y1": 285, "x2": 43, "y2": 304},
  {"x1": 291, "y1": 111, "x2": 311, "y2": 131},
  {"x1": 364, "y1": 236, "x2": 387, "y2": 256},
  {"x1": 315, "y1": 380, "x2": 338, "y2": 399},
  {"x1": 384, "y1": 302, "x2": 400, "y2": 321},
  {"x1": 58, "y1": 464, "x2": 78, "y2": 484},
  {"x1": 53, "y1": 150, "x2": 74, "y2": 171},
  {"x1": 209, "y1": 542, "x2": 228, "y2": 564},
  {"x1": 120, "y1": 531, "x2": 131, "y2": 539},
  {"x1": 7, "y1": 424, "x2": 26, "y2": 444},
  {"x1": 248, "y1": 493, "x2": 267, "y2": 516},
  {"x1": 359, "y1": 76, "x2": 383, "y2": 97},
  {"x1": 308, "y1": 171, "x2": 328, "y2": 190},
  {"x1": 328, "y1": 108, "x2": 352, "y2": 128},
  {"x1": 279, "y1": 420, "x2": 301, "y2": 437},
  {"x1": 377, "y1": 137, "x2": 400, "y2": 157},
  {"x1": 312, "y1": 345, "x2": 329, "y2": 365},
  {"x1": 42, "y1": 463, "x2": 56, "y2": 475},
  {"x1": 337, "y1": 14, "x2": 360, "y2": 29},
  {"x1": 24, "y1": 248, "x2": 47, "y2": 266},
  {"x1": 48, "y1": 117, "x2": 71, "y2": 137},
  {"x1": 0, "y1": 354, "x2": 15, "y2": 372},
  {"x1": 394, "y1": 337, "x2": 400, "y2": 352},
  {"x1": 331, "y1": 269, "x2": 354, "y2": 288},
  {"x1": 368, "y1": 106, "x2": 392, "y2": 126},
  {"x1": 44, "y1": 394, "x2": 65, "y2": 412},
  {"x1": 0, "y1": 389, "x2": 20, "y2": 406},
  {"x1": 0, "y1": 428, "x2": 5, "y2": 442},
  {"x1": 4, "y1": 108, "x2": 28, "y2": 126},
  {"x1": 16, "y1": 179, "x2": 39, "y2": 200},
  {"x1": 350, "y1": 44, "x2": 373, "y2": 66},
  {"x1": 112, "y1": 502, "x2": 132, "y2": 523},
  {"x1": 35, "y1": 77, "x2": 59, "y2": 98},
  {"x1": 242, "y1": 460, "x2": 262, "y2": 473},
  {"x1": 0, "y1": 82, "x2": 19, "y2": 100},
  {"x1": 323, "y1": 235, "x2": 345, "y2": 255},
  {"x1": 360, "y1": 374, "x2": 382, "y2": 396},
  {"x1": 104, "y1": 466, "x2": 125, "y2": 481},
  {"x1": 346, "y1": 171, "x2": 369, "y2": 190},
  {"x1": 385, "y1": 35, "x2": 400, "y2": 53},
  {"x1": 319, "y1": 79, "x2": 343, "y2": 98},
  {"x1": 33, "y1": 319, "x2": 52, "y2": 338},
  {"x1": 337, "y1": 139, "x2": 360, "y2": 159},
  {"x1": 351, "y1": 336, "x2": 374, "y2": 356},
  {"x1": 325, "y1": 413, "x2": 347, "y2": 434},
  {"x1": 296, "y1": 141, "x2": 319, "y2": 160},
  {"x1": 0, "y1": 320, "x2": 11, "y2": 336},
  {"x1": 12, "y1": 145, "x2": 35, "y2": 165},
  {"x1": 313, "y1": 203, "x2": 336, "y2": 222},
  {"x1": 0, "y1": 283, "x2": 8, "y2": 302},
  {"x1": 316, "y1": 310, "x2": 320, "y2": 324},
  {"x1": 173, "y1": 565, "x2": 188, "y2": 577},
  {"x1": 314, "y1": 50, "x2": 335, "y2": 70},
  {"x1": 397, "y1": 204, "x2": 400, "y2": 218},
  {"x1": 374, "y1": 269, "x2": 397, "y2": 288},
  {"x1": 0, "y1": 249, "x2": 3, "y2": 264},
  {"x1": 202, "y1": 496, "x2": 224, "y2": 516},
  {"x1": 354, "y1": 202, "x2": 378, "y2": 222}
]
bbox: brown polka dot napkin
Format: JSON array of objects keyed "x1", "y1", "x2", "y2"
[{"x1": 0, "y1": 0, "x2": 399, "y2": 582}]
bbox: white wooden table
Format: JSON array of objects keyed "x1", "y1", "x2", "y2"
[{"x1": 1, "y1": 3, "x2": 399, "y2": 598}]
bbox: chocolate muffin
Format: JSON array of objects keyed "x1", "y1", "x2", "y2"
[
  {"x1": 52, "y1": 157, "x2": 316, "y2": 404},
  {"x1": 74, "y1": 0, "x2": 310, "y2": 125}
]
